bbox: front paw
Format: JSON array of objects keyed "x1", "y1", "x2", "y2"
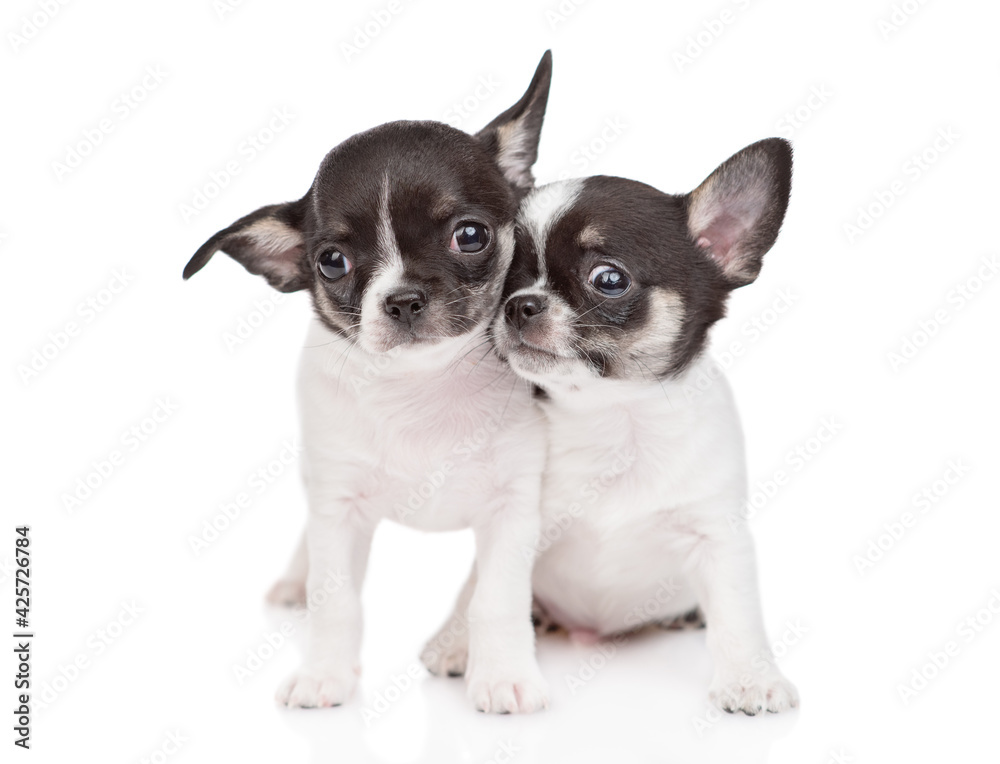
[
  {"x1": 709, "y1": 667, "x2": 799, "y2": 715},
  {"x1": 466, "y1": 663, "x2": 549, "y2": 714},
  {"x1": 276, "y1": 664, "x2": 359, "y2": 708}
]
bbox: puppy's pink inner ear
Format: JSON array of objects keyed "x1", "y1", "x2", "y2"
[
  {"x1": 248, "y1": 222, "x2": 303, "y2": 270},
  {"x1": 694, "y1": 209, "x2": 749, "y2": 265},
  {"x1": 224, "y1": 218, "x2": 307, "y2": 291},
  {"x1": 252, "y1": 239, "x2": 303, "y2": 282}
]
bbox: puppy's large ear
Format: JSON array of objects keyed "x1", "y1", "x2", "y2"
[
  {"x1": 686, "y1": 138, "x2": 792, "y2": 288},
  {"x1": 476, "y1": 50, "x2": 552, "y2": 193},
  {"x1": 183, "y1": 199, "x2": 309, "y2": 292}
]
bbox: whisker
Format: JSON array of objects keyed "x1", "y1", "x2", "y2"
[
  {"x1": 439, "y1": 294, "x2": 473, "y2": 310},
  {"x1": 446, "y1": 337, "x2": 494, "y2": 373},
  {"x1": 571, "y1": 322, "x2": 626, "y2": 332},
  {"x1": 303, "y1": 334, "x2": 354, "y2": 349},
  {"x1": 333, "y1": 337, "x2": 359, "y2": 396},
  {"x1": 497, "y1": 367, "x2": 526, "y2": 425},
  {"x1": 633, "y1": 356, "x2": 671, "y2": 403},
  {"x1": 469, "y1": 363, "x2": 515, "y2": 396},
  {"x1": 572, "y1": 298, "x2": 612, "y2": 322}
]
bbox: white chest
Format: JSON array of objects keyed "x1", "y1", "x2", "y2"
[
  {"x1": 531, "y1": 359, "x2": 748, "y2": 632},
  {"x1": 296, "y1": 321, "x2": 544, "y2": 531}
]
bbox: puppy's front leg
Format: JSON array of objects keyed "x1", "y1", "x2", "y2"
[
  {"x1": 687, "y1": 520, "x2": 799, "y2": 715},
  {"x1": 276, "y1": 506, "x2": 375, "y2": 708},
  {"x1": 465, "y1": 479, "x2": 548, "y2": 714}
]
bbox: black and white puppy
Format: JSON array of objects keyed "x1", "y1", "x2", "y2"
[
  {"x1": 184, "y1": 53, "x2": 553, "y2": 714},
  {"x1": 429, "y1": 139, "x2": 800, "y2": 714}
]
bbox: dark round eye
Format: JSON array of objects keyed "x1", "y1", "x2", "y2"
[
  {"x1": 318, "y1": 250, "x2": 352, "y2": 281},
  {"x1": 589, "y1": 265, "x2": 631, "y2": 297},
  {"x1": 449, "y1": 222, "x2": 489, "y2": 253}
]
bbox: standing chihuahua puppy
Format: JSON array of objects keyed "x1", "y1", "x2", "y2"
[
  {"x1": 427, "y1": 139, "x2": 799, "y2": 715},
  {"x1": 184, "y1": 53, "x2": 553, "y2": 714}
]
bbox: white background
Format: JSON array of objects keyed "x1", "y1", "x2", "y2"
[{"x1": 4, "y1": 0, "x2": 999, "y2": 762}]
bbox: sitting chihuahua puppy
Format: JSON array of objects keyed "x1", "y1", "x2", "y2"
[
  {"x1": 426, "y1": 138, "x2": 799, "y2": 715},
  {"x1": 184, "y1": 53, "x2": 553, "y2": 714}
]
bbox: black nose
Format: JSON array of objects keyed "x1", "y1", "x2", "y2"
[
  {"x1": 384, "y1": 289, "x2": 427, "y2": 328},
  {"x1": 505, "y1": 294, "x2": 547, "y2": 331}
]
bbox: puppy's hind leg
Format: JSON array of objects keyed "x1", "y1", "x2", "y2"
[
  {"x1": 268, "y1": 457, "x2": 313, "y2": 606},
  {"x1": 657, "y1": 606, "x2": 706, "y2": 631},
  {"x1": 422, "y1": 572, "x2": 561, "y2": 677},
  {"x1": 266, "y1": 528, "x2": 308, "y2": 607},
  {"x1": 421, "y1": 565, "x2": 476, "y2": 677},
  {"x1": 531, "y1": 597, "x2": 562, "y2": 634}
]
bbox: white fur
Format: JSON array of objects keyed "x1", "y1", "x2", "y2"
[
  {"x1": 521, "y1": 178, "x2": 584, "y2": 283},
  {"x1": 273, "y1": 319, "x2": 549, "y2": 713},
  {"x1": 533, "y1": 360, "x2": 797, "y2": 713},
  {"x1": 432, "y1": 355, "x2": 799, "y2": 714},
  {"x1": 374, "y1": 175, "x2": 403, "y2": 270},
  {"x1": 357, "y1": 259, "x2": 407, "y2": 354},
  {"x1": 356, "y1": 178, "x2": 409, "y2": 354}
]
